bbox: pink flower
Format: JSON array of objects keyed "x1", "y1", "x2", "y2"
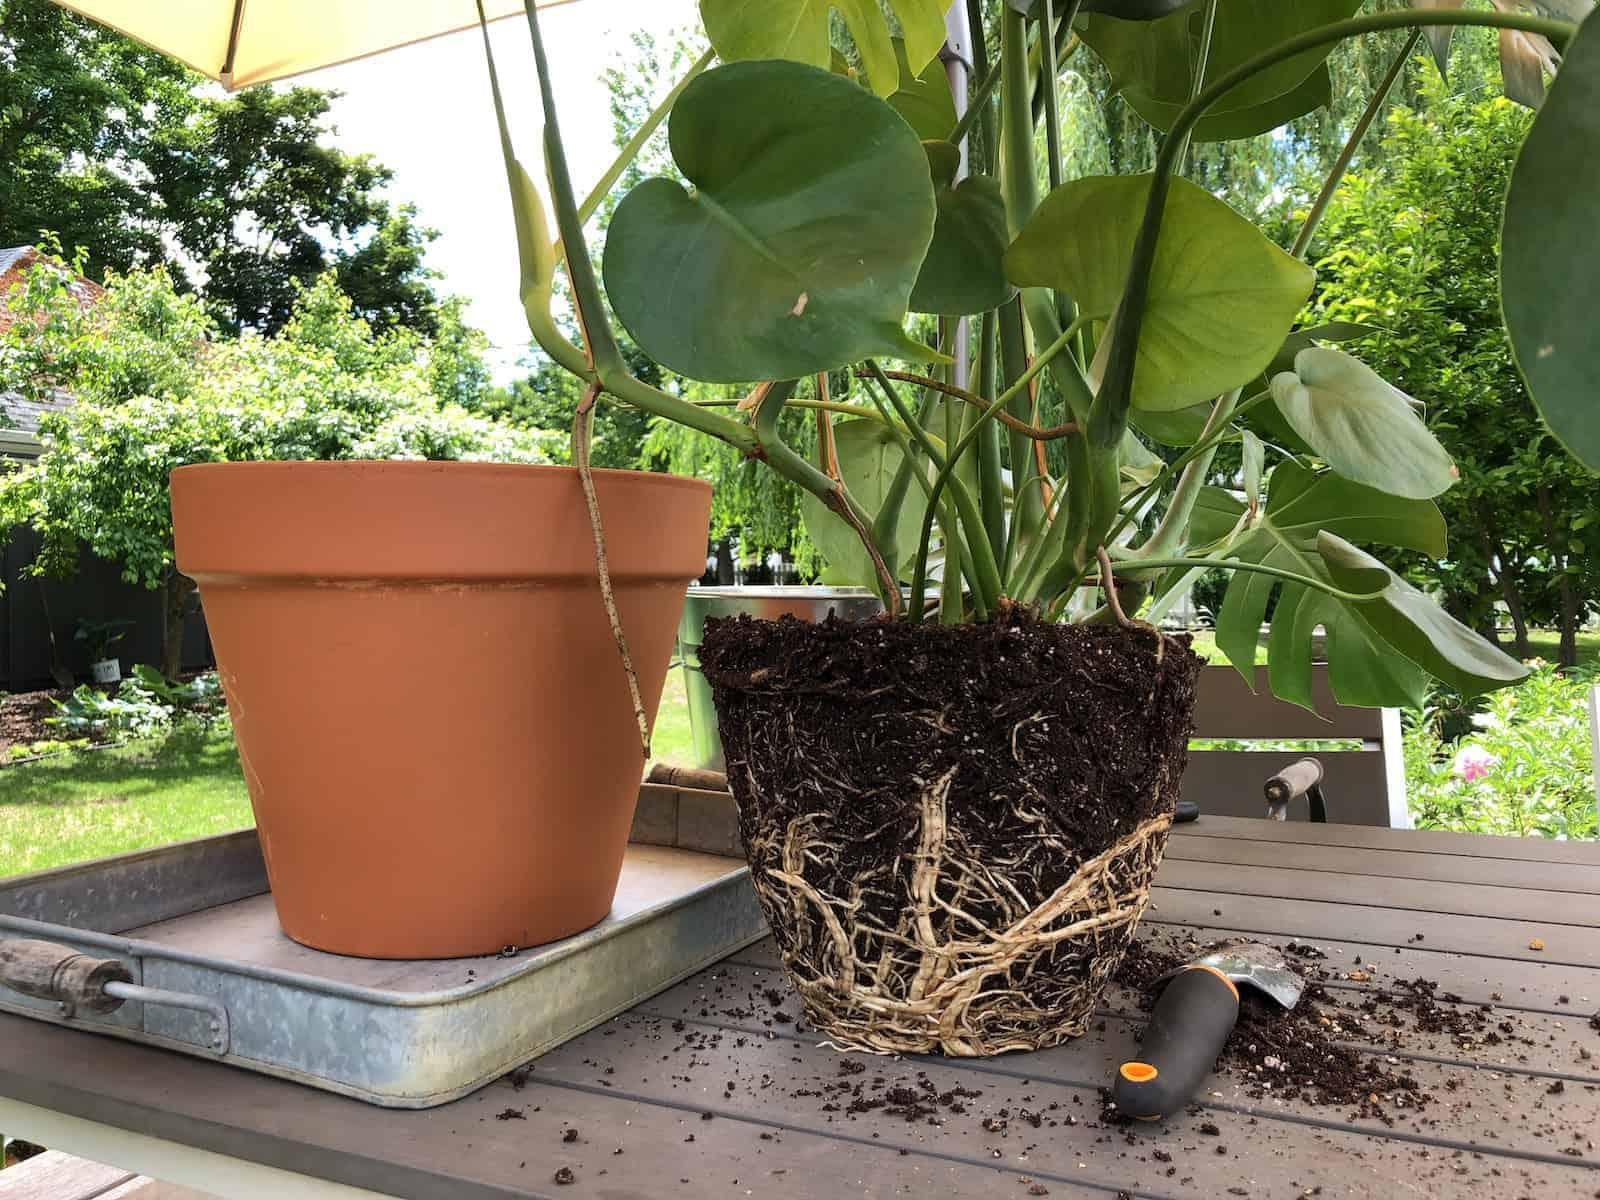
[{"x1": 1453, "y1": 745, "x2": 1496, "y2": 783}]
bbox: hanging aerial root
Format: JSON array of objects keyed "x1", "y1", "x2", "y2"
[{"x1": 575, "y1": 382, "x2": 651, "y2": 759}]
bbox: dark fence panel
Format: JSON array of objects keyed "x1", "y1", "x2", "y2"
[{"x1": 1, "y1": 527, "x2": 213, "y2": 692}]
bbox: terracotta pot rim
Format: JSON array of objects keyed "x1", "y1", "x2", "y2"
[{"x1": 170, "y1": 460, "x2": 711, "y2": 495}]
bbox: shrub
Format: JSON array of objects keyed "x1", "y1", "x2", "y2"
[
  {"x1": 49, "y1": 666, "x2": 227, "y2": 741},
  {"x1": 1405, "y1": 663, "x2": 1597, "y2": 840}
]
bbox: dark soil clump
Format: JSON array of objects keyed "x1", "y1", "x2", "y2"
[
  {"x1": 703, "y1": 612, "x2": 1201, "y2": 863},
  {"x1": 0, "y1": 685, "x2": 85, "y2": 755},
  {"x1": 702, "y1": 611, "x2": 1203, "y2": 1056}
]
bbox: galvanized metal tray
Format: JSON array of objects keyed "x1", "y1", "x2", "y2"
[{"x1": 0, "y1": 814, "x2": 765, "y2": 1109}]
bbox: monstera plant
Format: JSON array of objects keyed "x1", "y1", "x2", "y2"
[{"x1": 484, "y1": 0, "x2": 1596, "y2": 1057}]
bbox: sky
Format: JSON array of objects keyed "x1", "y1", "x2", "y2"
[{"x1": 301, "y1": 0, "x2": 700, "y2": 379}]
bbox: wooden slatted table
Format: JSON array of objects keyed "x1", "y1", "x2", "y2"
[{"x1": 1, "y1": 816, "x2": 1596, "y2": 1199}]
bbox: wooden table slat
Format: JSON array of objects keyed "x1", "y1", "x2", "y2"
[
  {"x1": 1146, "y1": 885, "x2": 1600, "y2": 967},
  {"x1": 1173, "y1": 816, "x2": 1600, "y2": 865},
  {"x1": 1164, "y1": 834, "x2": 1600, "y2": 895},
  {"x1": 1152, "y1": 858, "x2": 1593, "y2": 925}
]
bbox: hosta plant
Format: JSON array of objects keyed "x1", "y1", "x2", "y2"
[{"x1": 478, "y1": 0, "x2": 1599, "y2": 1055}]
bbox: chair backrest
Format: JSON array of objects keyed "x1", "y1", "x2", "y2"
[
  {"x1": 1181, "y1": 664, "x2": 1406, "y2": 828},
  {"x1": 1589, "y1": 684, "x2": 1599, "y2": 831}
]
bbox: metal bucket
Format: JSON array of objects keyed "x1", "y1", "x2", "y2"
[{"x1": 677, "y1": 586, "x2": 884, "y2": 770}]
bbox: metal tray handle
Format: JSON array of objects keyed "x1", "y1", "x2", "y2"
[{"x1": 0, "y1": 937, "x2": 229, "y2": 1053}]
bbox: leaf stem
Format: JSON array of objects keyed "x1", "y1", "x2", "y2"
[
  {"x1": 902, "y1": 312, "x2": 1096, "y2": 613},
  {"x1": 1123, "y1": 387, "x2": 1241, "y2": 578},
  {"x1": 1291, "y1": 29, "x2": 1421, "y2": 260},
  {"x1": 752, "y1": 381, "x2": 900, "y2": 617},
  {"x1": 875, "y1": 371, "x2": 1079, "y2": 440},
  {"x1": 867, "y1": 363, "x2": 1001, "y2": 617},
  {"x1": 552, "y1": 47, "x2": 714, "y2": 264},
  {"x1": 1116, "y1": 556, "x2": 1389, "y2": 604},
  {"x1": 949, "y1": 51, "x2": 1002, "y2": 150}
]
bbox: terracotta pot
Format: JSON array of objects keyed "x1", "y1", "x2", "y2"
[{"x1": 171, "y1": 461, "x2": 710, "y2": 959}]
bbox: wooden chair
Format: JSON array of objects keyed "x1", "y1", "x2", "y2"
[
  {"x1": 1589, "y1": 684, "x2": 1599, "y2": 831},
  {"x1": 0, "y1": 1150, "x2": 208, "y2": 1198},
  {"x1": 1181, "y1": 664, "x2": 1407, "y2": 828}
]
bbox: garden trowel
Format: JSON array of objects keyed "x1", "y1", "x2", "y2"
[{"x1": 1111, "y1": 941, "x2": 1304, "y2": 1120}]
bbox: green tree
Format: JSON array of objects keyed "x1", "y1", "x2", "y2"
[
  {"x1": 1306, "y1": 73, "x2": 1598, "y2": 666},
  {"x1": 0, "y1": 0, "x2": 440, "y2": 334},
  {"x1": 0, "y1": 261, "x2": 551, "y2": 677}
]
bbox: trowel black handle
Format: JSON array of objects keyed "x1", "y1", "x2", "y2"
[{"x1": 1112, "y1": 965, "x2": 1239, "y2": 1120}]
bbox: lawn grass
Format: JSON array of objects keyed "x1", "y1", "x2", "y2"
[
  {"x1": 653, "y1": 665, "x2": 697, "y2": 766},
  {"x1": 0, "y1": 727, "x2": 251, "y2": 879}
]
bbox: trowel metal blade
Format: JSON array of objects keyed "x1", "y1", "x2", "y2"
[{"x1": 1158, "y1": 941, "x2": 1304, "y2": 1009}]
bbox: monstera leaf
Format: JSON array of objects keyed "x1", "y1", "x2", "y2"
[
  {"x1": 911, "y1": 142, "x2": 1016, "y2": 316},
  {"x1": 801, "y1": 418, "x2": 931, "y2": 585},
  {"x1": 1270, "y1": 348, "x2": 1457, "y2": 500},
  {"x1": 1317, "y1": 534, "x2": 1532, "y2": 697},
  {"x1": 1503, "y1": 8, "x2": 1600, "y2": 469},
  {"x1": 700, "y1": 0, "x2": 946, "y2": 98},
  {"x1": 603, "y1": 61, "x2": 936, "y2": 383},
  {"x1": 1006, "y1": 174, "x2": 1313, "y2": 412},
  {"x1": 1195, "y1": 462, "x2": 1524, "y2": 709},
  {"x1": 1079, "y1": 0, "x2": 1361, "y2": 140}
]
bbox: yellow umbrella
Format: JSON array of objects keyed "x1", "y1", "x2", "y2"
[{"x1": 51, "y1": 0, "x2": 580, "y2": 91}]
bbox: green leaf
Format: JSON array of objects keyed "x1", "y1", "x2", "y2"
[
  {"x1": 1244, "y1": 322, "x2": 1379, "y2": 455},
  {"x1": 911, "y1": 142, "x2": 1016, "y2": 316},
  {"x1": 1203, "y1": 462, "x2": 1465, "y2": 709},
  {"x1": 1241, "y1": 429, "x2": 1264, "y2": 510},
  {"x1": 603, "y1": 61, "x2": 936, "y2": 384},
  {"x1": 887, "y1": 39, "x2": 957, "y2": 140},
  {"x1": 1194, "y1": 463, "x2": 1447, "y2": 558},
  {"x1": 1081, "y1": 0, "x2": 1197, "y2": 14},
  {"x1": 1129, "y1": 61, "x2": 1334, "y2": 143},
  {"x1": 1005, "y1": 174, "x2": 1314, "y2": 412},
  {"x1": 1318, "y1": 532, "x2": 1531, "y2": 696},
  {"x1": 1010, "y1": 0, "x2": 1191, "y2": 14},
  {"x1": 1078, "y1": 0, "x2": 1362, "y2": 138},
  {"x1": 1270, "y1": 347, "x2": 1457, "y2": 500},
  {"x1": 800, "y1": 418, "x2": 930, "y2": 584},
  {"x1": 1128, "y1": 401, "x2": 1214, "y2": 446},
  {"x1": 508, "y1": 160, "x2": 557, "y2": 334},
  {"x1": 1264, "y1": 321, "x2": 1380, "y2": 380},
  {"x1": 483, "y1": 34, "x2": 556, "y2": 336},
  {"x1": 699, "y1": 0, "x2": 947, "y2": 98},
  {"x1": 1120, "y1": 426, "x2": 1167, "y2": 491},
  {"x1": 1503, "y1": 9, "x2": 1600, "y2": 471}
]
